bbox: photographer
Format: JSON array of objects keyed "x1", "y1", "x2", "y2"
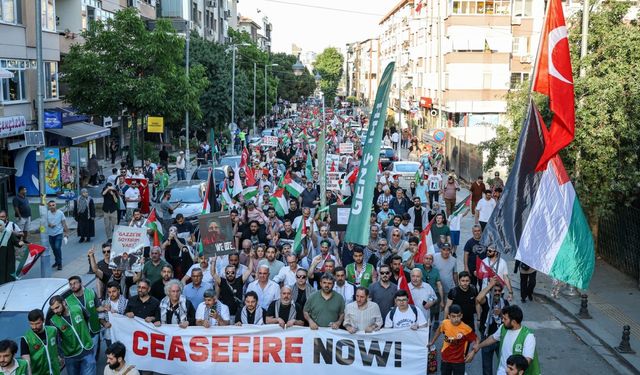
[
  {"x1": 195, "y1": 289, "x2": 230, "y2": 327},
  {"x1": 162, "y1": 226, "x2": 193, "y2": 280}
]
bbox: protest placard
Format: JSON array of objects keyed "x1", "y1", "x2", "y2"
[
  {"x1": 339, "y1": 142, "x2": 354, "y2": 154},
  {"x1": 111, "y1": 225, "x2": 149, "y2": 258},
  {"x1": 199, "y1": 212, "x2": 235, "y2": 257},
  {"x1": 262, "y1": 136, "x2": 278, "y2": 147}
]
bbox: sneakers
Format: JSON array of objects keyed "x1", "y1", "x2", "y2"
[{"x1": 57, "y1": 265, "x2": 62, "y2": 270}]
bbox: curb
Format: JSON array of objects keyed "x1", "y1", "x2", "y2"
[{"x1": 535, "y1": 291, "x2": 640, "y2": 375}]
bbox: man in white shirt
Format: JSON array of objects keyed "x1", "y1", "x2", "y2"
[
  {"x1": 333, "y1": 267, "x2": 355, "y2": 304},
  {"x1": 246, "y1": 265, "x2": 280, "y2": 310},
  {"x1": 344, "y1": 287, "x2": 383, "y2": 333},
  {"x1": 475, "y1": 189, "x2": 497, "y2": 230},
  {"x1": 408, "y1": 268, "x2": 438, "y2": 323},
  {"x1": 427, "y1": 167, "x2": 443, "y2": 207},
  {"x1": 273, "y1": 254, "x2": 302, "y2": 286},
  {"x1": 384, "y1": 290, "x2": 428, "y2": 329},
  {"x1": 124, "y1": 181, "x2": 141, "y2": 221},
  {"x1": 195, "y1": 289, "x2": 230, "y2": 327},
  {"x1": 467, "y1": 305, "x2": 537, "y2": 375},
  {"x1": 176, "y1": 151, "x2": 186, "y2": 181}
]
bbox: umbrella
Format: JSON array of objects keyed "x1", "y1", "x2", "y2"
[{"x1": 0, "y1": 68, "x2": 14, "y2": 79}]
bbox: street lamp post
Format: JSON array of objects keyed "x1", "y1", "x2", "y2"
[
  {"x1": 229, "y1": 42, "x2": 249, "y2": 155},
  {"x1": 253, "y1": 62, "x2": 257, "y2": 137},
  {"x1": 185, "y1": 17, "x2": 191, "y2": 178},
  {"x1": 264, "y1": 63, "x2": 278, "y2": 126}
]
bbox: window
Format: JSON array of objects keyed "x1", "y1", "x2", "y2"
[
  {"x1": 510, "y1": 72, "x2": 530, "y2": 89},
  {"x1": 512, "y1": 0, "x2": 533, "y2": 16},
  {"x1": 483, "y1": 72, "x2": 492, "y2": 89},
  {"x1": 44, "y1": 62, "x2": 58, "y2": 99},
  {"x1": 42, "y1": 0, "x2": 55, "y2": 31},
  {"x1": 451, "y1": 0, "x2": 510, "y2": 14},
  {"x1": 1, "y1": 0, "x2": 17, "y2": 23},
  {"x1": 0, "y1": 60, "x2": 27, "y2": 102}
]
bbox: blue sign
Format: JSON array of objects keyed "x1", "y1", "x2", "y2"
[
  {"x1": 433, "y1": 130, "x2": 446, "y2": 143},
  {"x1": 44, "y1": 111, "x2": 63, "y2": 129}
]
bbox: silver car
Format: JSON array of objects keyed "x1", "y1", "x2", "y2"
[{"x1": 391, "y1": 161, "x2": 422, "y2": 189}]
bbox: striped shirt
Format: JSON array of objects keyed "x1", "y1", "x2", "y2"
[{"x1": 343, "y1": 301, "x2": 383, "y2": 332}]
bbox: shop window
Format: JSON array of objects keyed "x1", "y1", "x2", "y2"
[
  {"x1": 0, "y1": 59, "x2": 27, "y2": 102},
  {"x1": 45, "y1": 61, "x2": 59, "y2": 99}
]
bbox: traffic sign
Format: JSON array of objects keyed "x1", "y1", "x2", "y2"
[{"x1": 433, "y1": 129, "x2": 445, "y2": 143}]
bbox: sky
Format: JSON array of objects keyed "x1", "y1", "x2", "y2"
[{"x1": 237, "y1": 0, "x2": 392, "y2": 54}]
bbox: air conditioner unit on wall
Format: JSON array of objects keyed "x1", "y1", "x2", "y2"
[
  {"x1": 207, "y1": 0, "x2": 216, "y2": 7},
  {"x1": 224, "y1": 10, "x2": 230, "y2": 18},
  {"x1": 511, "y1": 17, "x2": 522, "y2": 25},
  {"x1": 519, "y1": 55, "x2": 532, "y2": 64}
]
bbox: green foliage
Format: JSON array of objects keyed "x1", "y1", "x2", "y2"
[
  {"x1": 315, "y1": 47, "x2": 344, "y2": 102},
  {"x1": 480, "y1": 2, "x2": 640, "y2": 218},
  {"x1": 346, "y1": 96, "x2": 359, "y2": 105},
  {"x1": 270, "y1": 53, "x2": 316, "y2": 102},
  {"x1": 61, "y1": 8, "x2": 208, "y2": 128},
  {"x1": 136, "y1": 141, "x2": 159, "y2": 163}
]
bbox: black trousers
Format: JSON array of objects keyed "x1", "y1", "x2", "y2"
[
  {"x1": 428, "y1": 191, "x2": 439, "y2": 207},
  {"x1": 520, "y1": 271, "x2": 537, "y2": 300},
  {"x1": 441, "y1": 361, "x2": 465, "y2": 375}
]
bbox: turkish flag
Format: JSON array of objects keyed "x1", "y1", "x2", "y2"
[
  {"x1": 397, "y1": 272, "x2": 415, "y2": 305},
  {"x1": 476, "y1": 258, "x2": 505, "y2": 285},
  {"x1": 240, "y1": 147, "x2": 250, "y2": 169},
  {"x1": 533, "y1": 0, "x2": 575, "y2": 171}
]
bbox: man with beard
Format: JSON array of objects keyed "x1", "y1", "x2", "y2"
[
  {"x1": 154, "y1": 279, "x2": 196, "y2": 328},
  {"x1": 466, "y1": 305, "x2": 539, "y2": 375},
  {"x1": 21, "y1": 309, "x2": 63, "y2": 375},
  {"x1": 476, "y1": 277, "x2": 510, "y2": 375},
  {"x1": 284, "y1": 200, "x2": 302, "y2": 223},
  {"x1": 345, "y1": 247, "x2": 376, "y2": 288},
  {"x1": 0, "y1": 340, "x2": 29, "y2": 375},
  {"x1": 304, "y1": 274, "x2": 345, "y2": 330},
  {"x1": 104, "y1": 341, "x2": 139, "y2": 375},
  {"x1": 46, "y1": 296, "x2": 96, "y2": 375},
  {"x1": 344, "y1": 287, "x2": 382, "y2": 334},
  {"x1": 266, "y1": 286, "x2": 305, "y2": 328},
  {"x1": 479, "y1": 245, "x2": 514, "y2": 300},
  {"x1": 275, "y1": 219, "x2": 296, "y2": 247},
  {"x1": 150, "y1": 265, "x2": 174, "y2": 301},
  {"x1": 333, "y1": 267, "x2": 355, "y2": 304},
  {"x1": 408, "y1": 197, "x2": 428, "y2": 232},
  {"x1": 368, "y1": 264, "x2": 397, "y2": 322},
  {"x1": 124, "y1": 279, "x2": 160, "y2": 324},
  {"x1": 89, "y1": 247, "x2": 134, "y2": 299},
  {"x1": 65, "y1": 276, "x2": 101, "y2": 358},
  {"x1": 258, "y1": 246, "x2": 285, "y2": 280},
  {"x1": 389, "y1": 255, "x2": 410, "y2": 285},
  {"x1": 235, "y1": 291, "x2": 266, "y2": 325},
  {"x1": 212, "y1": 255, "x2": 254, "y2": 317},
  {"x1": 240, "y1": 220, "x2": 269, "y2": 246},
  {"x1": 291, "y1": 269, "x2": 313, "y2": 317},
  {"x1": 463, "y1": 225, "x2": 485, "y2": 291},
  {"x1": 445, "y1": 271, "x2": 480, "y2": 331}
]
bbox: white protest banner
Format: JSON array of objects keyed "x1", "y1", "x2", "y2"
[
  {"x1": 109, "y1": 313, "x2": 428, "y2": 374},
  {"x1": 262, "y1": 136, "x2": 278, "y2": 147},
  {"x1": 110, "y1": 225, "x2": 149, "y2": 257},
  {"x1": 339, "y1": 142, "x2": 354, "y2": 154},
  {"x1": 326, "y1": 154, "x2": 340, "y2": 171},
  {"x1": 326, "y1": 172, "x2": 343, "y2": 191}
]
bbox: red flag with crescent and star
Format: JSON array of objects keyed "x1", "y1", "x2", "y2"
[{"x1": 532, "y1": 0, "x2": 575, "y2": 171}]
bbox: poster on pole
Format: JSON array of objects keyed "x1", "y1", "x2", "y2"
[
  {"x1": 262, "y1": 136, "x2": 278, "y2": 147},
  {"x1": 111, "y1": 225, "x2": 149, "y2": 258},
  {"x1": 199, "y1": 212, "x2": 235, "y2": 257},
  {"x1": 339, "y1": 142, "x2": 354, "y2": 154},
  {"x1": 329, "y1": 206, "x2": 351, "y2": 231},
  {"x1": 147, "y1": 116, "x2": 164, "y2": 133},
  {"x1": 44, "y1": 148, "x2": 61, "y2": 194}
]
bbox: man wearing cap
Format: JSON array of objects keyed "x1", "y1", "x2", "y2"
[
  {"x1": 176, "y1": 151, "x2": 186, "y2": 181},
  {"x1": 489, "y1": 171, "x2": 504, "y2": 192}
]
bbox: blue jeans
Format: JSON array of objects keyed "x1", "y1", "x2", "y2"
[
  {"x1": 177, "y1": 168, "x2": 186, "y2": 181},
  {"x1": 49, "y1": 234, "x2": 63, "y2": 266},
  {"x1": 481, "y1": 340, "x2": 500, "y2": 375},
  {"x1": 65, "y1": 352, "x2": 96, "y2": 375}
]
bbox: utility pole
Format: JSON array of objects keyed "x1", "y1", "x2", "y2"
[
  {"x1": 436, "y1": 0, "x2": 443, "y2": 128},
  {"x1": 185, "y1": 18, "x2": 191, "y2": 177},
  {"x1": 35, "y1": 0, "x2": 51, "y2": 277},
  {"x1": 231, "y1": 45, "x2": 236, "y2": 155},
  {"x1": 580, "y1": 0, "x2": 589, "y2": 78},
  {"x1": 264, "y1": 64, "x2": 268, "y2": 125},
  {"x1": 253, "y1": 62, "x2": 257, "y2": 136}
]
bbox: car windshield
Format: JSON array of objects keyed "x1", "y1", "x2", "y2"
[
  {"x1": 0, "y1": 312, "x2": 29, "y2": 351},
  {"x1": 195, "y1": 169, "x2": 225, "y2": 181},
  {"x1": 395, "y1": 163, "x2": 419, "y2": 173},
  {"x1": 220, "y1": 157, "x2": 240, "y2": 168},
  {"x1": 169, "y1": 186, "x2": 202, "y2": 204},
  {"x1": 380, "y1": 149, "x2": 394, "y2": 157}
]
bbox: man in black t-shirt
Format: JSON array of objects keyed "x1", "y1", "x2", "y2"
[
  {"x1": 213, "y1": 260, "x2": 253, "y2": 317},
  {"x1": 444, "y1": 271, "x2": 479, "y2": 330},
  {"x1": 463, "y1": 225, "x2": 486, "y2": 291},
  {"x1": 266, "y1": 286, "x2": 304, "y2": 328}
]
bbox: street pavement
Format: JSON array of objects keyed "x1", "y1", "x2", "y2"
[{"x1": 9, "y1": 151, "x2": 640, "y2": 374}]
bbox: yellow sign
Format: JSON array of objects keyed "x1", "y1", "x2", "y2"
[{"x1": 147, "y1": 116, "x2": 164, "y2": 133}]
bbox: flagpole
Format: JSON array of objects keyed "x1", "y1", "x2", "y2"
[{"x1": 525, "y1": 0, "x2": 551, "y2": 98}]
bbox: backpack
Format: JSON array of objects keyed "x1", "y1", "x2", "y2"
[{"x1": 389, "y1": 305, "x2": 418, "y2": 323}]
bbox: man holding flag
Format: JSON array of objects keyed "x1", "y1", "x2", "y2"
[{"x1": 0, "y1": 220, "x2": 25, "y2": 284}]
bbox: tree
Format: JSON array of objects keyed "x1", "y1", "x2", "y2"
[
  {"x1": 481, "y1": 2, "x2": 640, "y2": 222},
  {"x1": 62, "y1": 8, "x2": 208, "y2": 128},
  {"x1": 270, "y1": 53, "x2": 316, "y2": 102},
  {"x1": 315, "y1": 47, "x2": 344, "y2": 103}
]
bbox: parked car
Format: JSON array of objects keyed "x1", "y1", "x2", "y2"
[
  {"x1": 391, "y1": 161, "x2": 421, "y2": 188},
  {"x1": 0, "y1": 278, "x2": 71, "y2": 351},
  {"x1": 191, "y1": 166, "x2": 227, "y2": 182},
  {"x1": 379, "y1": 146, "x2": 398, "y2": 169},
  {"x1": 154, "y1": 180, "x2": 207, "y2": 226},
  {"x1": 261, "y1": 128, "x2": 281, "y2": 137}
]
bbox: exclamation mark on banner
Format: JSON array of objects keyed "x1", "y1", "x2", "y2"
[{"x1": 395, "y1": 341, "x2": 402, "y2": 367}]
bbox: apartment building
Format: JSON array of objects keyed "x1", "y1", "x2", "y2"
[
  {"x1": 345, "y1": 38, "x2": 380, "y2": 108},
  {"x1": 161, "y1": 0, "x2": 238, "y2": 43},
  {"x1": 238, "y1": 15, "x2": 272, "y2": 52}
]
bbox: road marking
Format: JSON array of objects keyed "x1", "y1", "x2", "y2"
[
  {"x1": 522, "y1": 320, "x2": 564, "y2": 330},
  {"x1": 592, "y1": 303, "x2": 640, "y2": 341}
]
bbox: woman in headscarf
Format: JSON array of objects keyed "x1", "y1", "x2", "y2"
[{"x1": 74, "y1": 188, "x2": 95, "y2": 243}]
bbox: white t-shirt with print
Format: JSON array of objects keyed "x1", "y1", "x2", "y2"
[
  {"x1": 427, "y1": 174, "x2": 442, "y2": 191},
  {"x1": 384, "y1": 306, "x2": 427, "y2": 328}
]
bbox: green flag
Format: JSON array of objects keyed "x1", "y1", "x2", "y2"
[
  {"x1": 305, "y1": 151, "x2": 313, "y2": 180},
  {"x1": 344, "y1": 62, "x2": 396, "y2": 246},
  {"x1": 317, "y1": 123, "x2": 327, "y2": 210}
]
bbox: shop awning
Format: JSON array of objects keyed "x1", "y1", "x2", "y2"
[{"x1": 45, "y1": 122, "x2": 111, "y2": 145}]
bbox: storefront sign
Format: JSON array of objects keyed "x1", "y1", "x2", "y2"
[
  {"x1": 111, "y1": 225, "x2": 150, "y2": 258},
  {"x1": 199, "y1": 212, "x2": 235, "y2": 257},
  {"x1": 147, "y1": 116, "x2": 164, "y2": 133},
  {"x1": 0, "y1": 115, "x2": 26, "y2": 139},
  {"x1": 109, "y1": 313, "x2": 428, "y2": 374},
  {"x1": 44, "y1": 148, "x2": 61, "y2": 194},
  {"x1": 44, "y1": 111, "x2": 63, "y2": 129}
]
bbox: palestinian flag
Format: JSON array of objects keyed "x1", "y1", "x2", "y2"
[
  {"x1": 146, "y1": 208, "x2": 163, "y2": 247},
  {"x1": 202, "y1": 168, "x2": 217, "y2": 213},
  {"x1": 449, "y1": 195, "x2": 471, "y2": 243},
  {"x1": 281, "y1": 171, "x2": 304, "y2": 198},
  {"x1": 241, "y1": 186, "x2": 259, "y2": 201},
  {"x1": 13, "y1": 243, "x2": 45, "y2": 279},
  {"x1": 292, "y1": 218, "x2": 308, "y2": 255},
  {"x1": 414, "y1": 218, "x2": 436, "y2": 264},
  {"x1": 482, "y1": 102, "x2": 594, "y2": 289},
  {"x1": 221, "y1": 180, "x2": 233, "y2": 209},
  {"x1": 269, "y1": 188, "x2": 289, "y2": 217},
  {"x1": 232, "y1": 167, "x2": 243, "y2": 198}
]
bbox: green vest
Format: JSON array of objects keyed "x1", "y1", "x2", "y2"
[
  {"x1": 346, "y1": 263, "x2": 374, "y2": 288},
  {"x1": 0, "y1": 358, "x2": 29, "y2": 375},
  {"x1": 24, "y1": 326, "x2": 61, "y2": 375},
  {"x1": 50, "y1": 305, "x2": 94, "y2": 357},
  {"x1": 499, "y1": 325, "x2": 541, "y2": 375},
  {"x1": 66, "y1": 288, "x2": 101, "y2": 334}
]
